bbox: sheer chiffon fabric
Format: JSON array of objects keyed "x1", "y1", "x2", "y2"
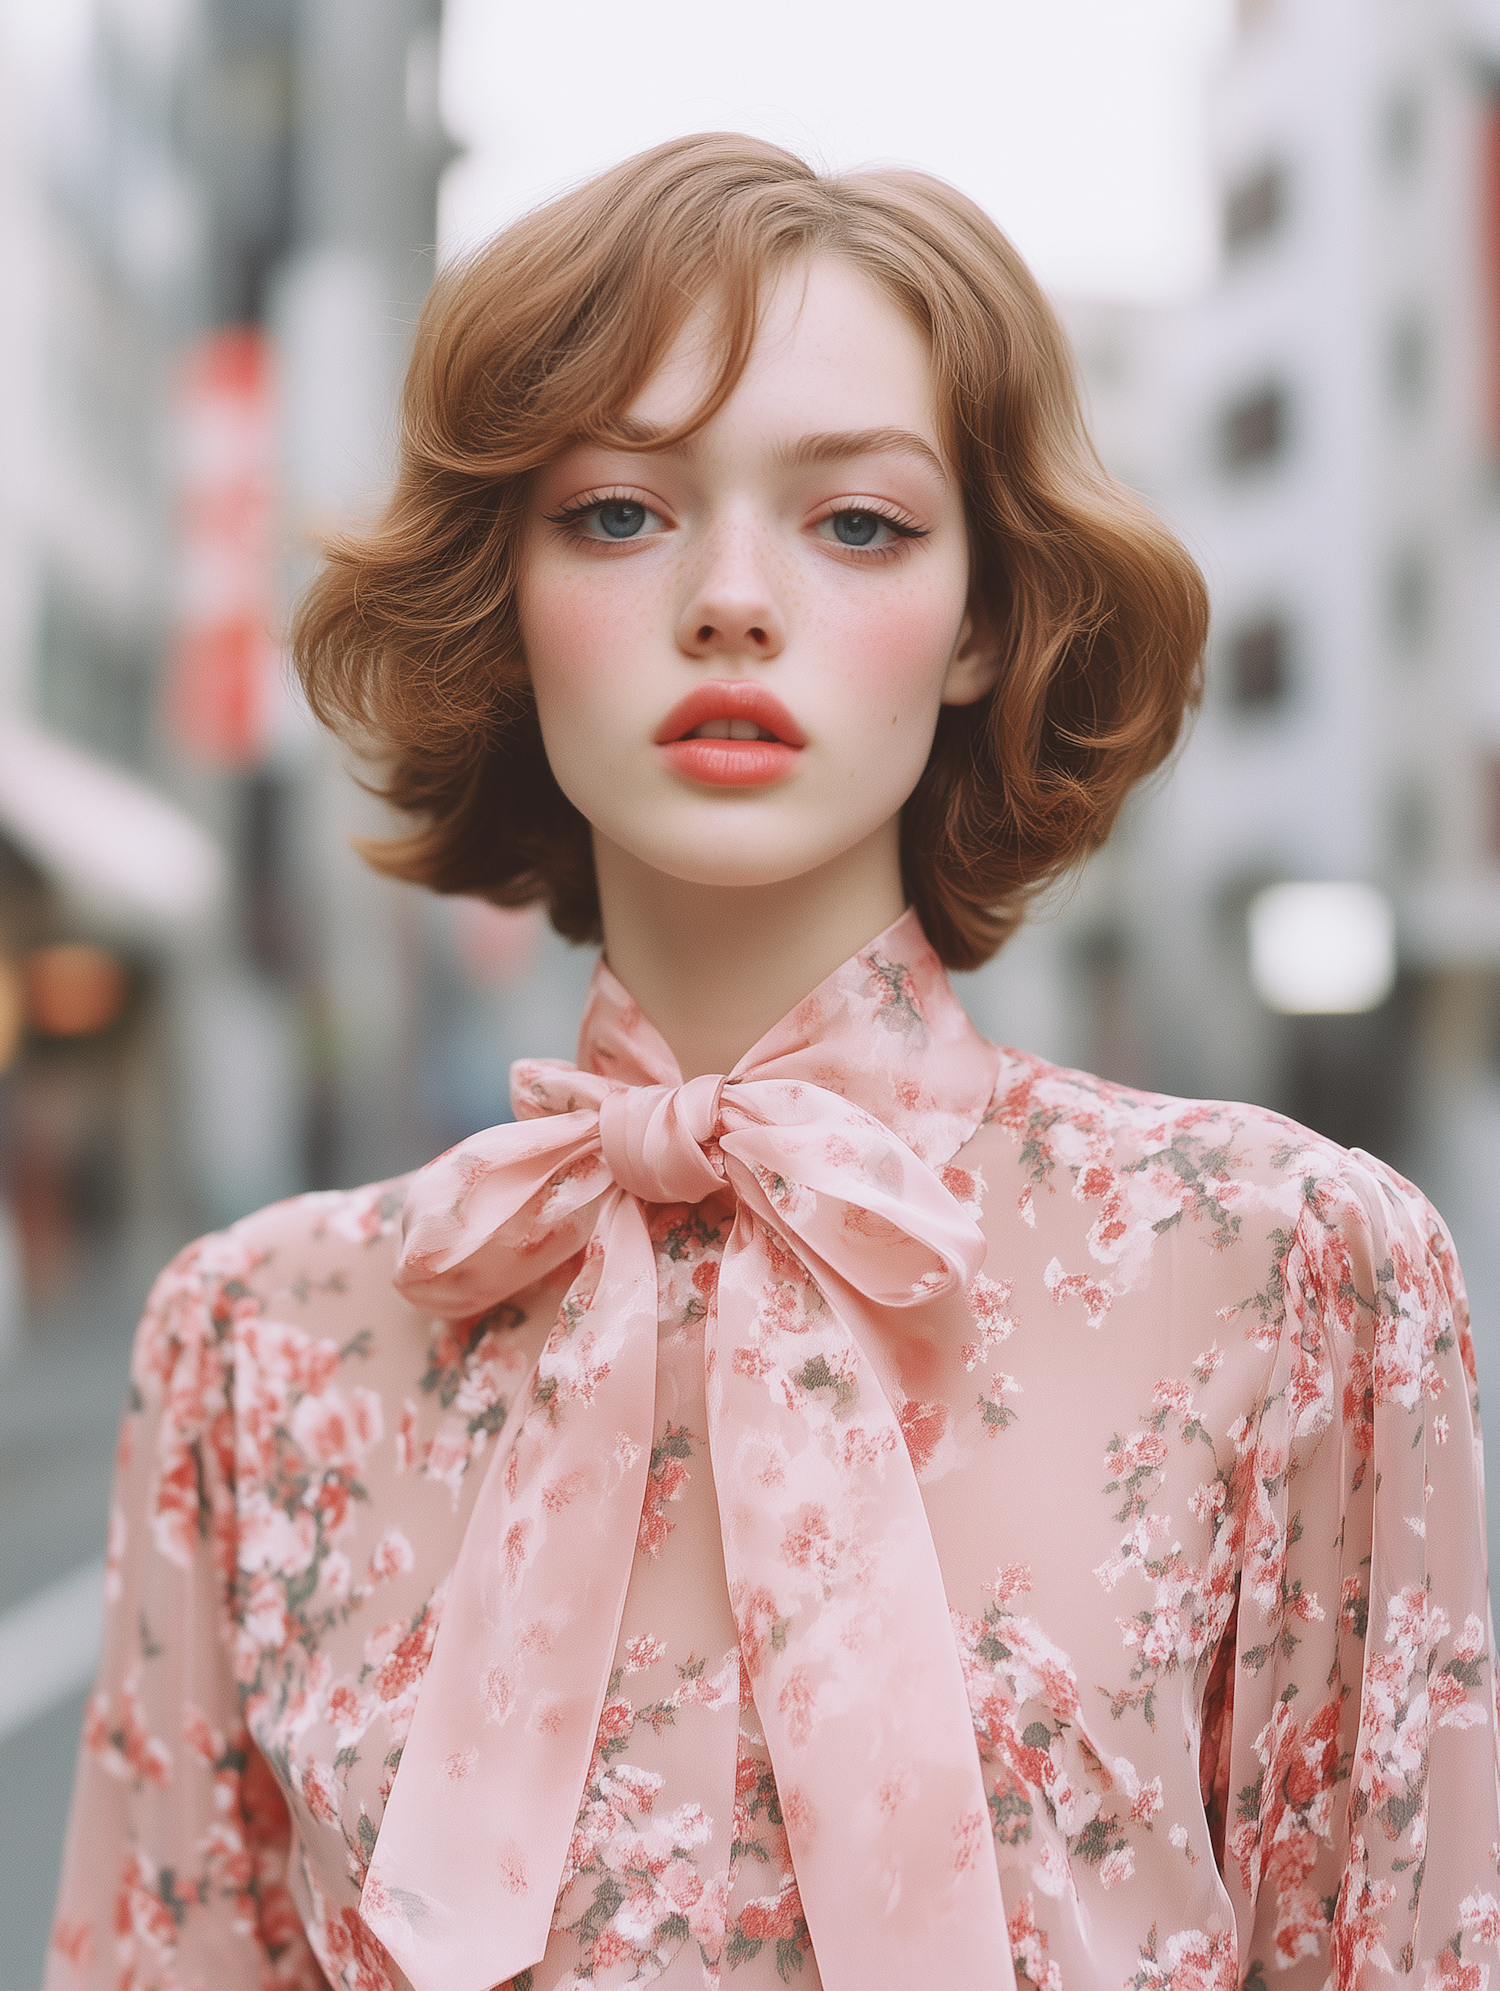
[{"x1": 47, "y1": 912, "x2": 1500, "y2": 1991}]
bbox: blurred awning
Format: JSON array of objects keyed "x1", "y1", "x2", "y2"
[{"x1": 0, "y1": 717, "x2": 226, "y2": 931}]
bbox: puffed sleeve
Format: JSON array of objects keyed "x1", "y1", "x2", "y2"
[
  {"x1": 45, "y1": 1236, "x2": 328, "y2": 1990},
  {"x1": 1223, "y1": 1151, "x2": 1500, "y2": 1984}
]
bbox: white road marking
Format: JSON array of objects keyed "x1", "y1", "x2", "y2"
[{"x1": 0, "y1": 1559, "x2": 104, "y2": 1742}]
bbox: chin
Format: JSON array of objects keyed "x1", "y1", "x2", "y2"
[{"x1": 621, "y1": 825, "x2": 876, "y2": 893}]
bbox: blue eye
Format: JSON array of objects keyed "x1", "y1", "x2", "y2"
[
  {"x1": 596, "y1": 501, "x2": 648, "y2": 538},
  {"x1": 831, "y1": 510, "x2": 881, "y2": 547}
]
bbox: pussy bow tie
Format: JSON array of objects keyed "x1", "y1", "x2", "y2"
[{"x1": 361, "y1": 913, "x2": 1014, "y2": 1991}]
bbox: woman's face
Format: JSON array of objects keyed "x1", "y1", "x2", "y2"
[{"x1": 518, "y1": 257, "x2": 997, "y2": 893}]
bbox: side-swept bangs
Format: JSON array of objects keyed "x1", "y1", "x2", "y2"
[{"x1": 291, "y1": 132, "x2": 1206, "y2": 970}]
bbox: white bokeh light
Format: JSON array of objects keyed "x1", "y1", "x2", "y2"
[{"x1": 1248, "y1": 883, "x2": 1397, "y2": 1016}]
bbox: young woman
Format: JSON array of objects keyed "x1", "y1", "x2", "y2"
[{"x1": 49, "y1": 135, "x2": 1500, "y2": 1991}]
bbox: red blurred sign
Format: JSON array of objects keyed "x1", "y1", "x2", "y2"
[{"x1": 167, "y1": 327, "x2": 278, "y2": 765}]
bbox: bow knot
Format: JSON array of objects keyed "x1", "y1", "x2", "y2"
[
  {"x1": 362, "y1": 916, "x2": 1013, "y2": 1991},
  {"x1": 597, "y1": 1070, "x2": 727, "y2": 1204}
]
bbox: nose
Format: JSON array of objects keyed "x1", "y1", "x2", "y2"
[{"x1": 675, "y1": 521, "x2": 786, "y2": 662}]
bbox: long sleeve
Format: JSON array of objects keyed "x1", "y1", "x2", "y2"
[
  {"x1": 1224, "y1": 1151, "x2": 1500, "y2": 1984},
  {"x1": 45, "y1": 1236, "x2": 328, "y2": 1991}
]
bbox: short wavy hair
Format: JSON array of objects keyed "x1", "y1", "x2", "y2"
[{"x1": 291, "y1": 133, "x2": 1206, "y2": 972}]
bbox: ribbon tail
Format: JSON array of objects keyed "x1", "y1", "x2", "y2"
[
  {"x1": 361, "y1": 1190, "x2": 660, "y2": 1991},
  {"x1": 708, "y1": 1212, "x2": 1016, "y2": 1991}
]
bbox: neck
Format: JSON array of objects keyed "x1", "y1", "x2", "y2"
[{"x1": 593, "y1": 823, "x2": 908, "y2": 1079}]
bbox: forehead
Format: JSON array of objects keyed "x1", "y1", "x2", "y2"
[{"x1": 626, "y1": 257, "x2": 940, "y2": 444}]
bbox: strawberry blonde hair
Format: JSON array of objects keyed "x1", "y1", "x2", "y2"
[{"x1": 291, "y1": 133, "x2": 1206, "y2": 971}]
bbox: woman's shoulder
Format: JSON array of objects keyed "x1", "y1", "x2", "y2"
[
  {"x1": 974, "y1": 1041, "x2": 1443, "y2": 1206},
  {"x1": 963, "y1": 1043, "x2": 1464, "y2": 1346},
  {"x1": 131, "y1": 1178, "x2": 417, "y2": 1390}
]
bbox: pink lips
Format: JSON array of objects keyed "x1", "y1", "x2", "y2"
[{"x1": 654, "y1": 681, "x2": 806, "y2": 788}]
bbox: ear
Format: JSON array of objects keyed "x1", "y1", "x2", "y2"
[{"x1": 940, "y1": 601, "x2": 1003, "y2": 708}]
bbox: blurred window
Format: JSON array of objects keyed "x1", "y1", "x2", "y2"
[
  {"x1": 1486, "y1": 756, "x2": 1500, "y2": 864},
  {"x1": 1225, "y1": 615, "x2": 1291, "y2": 711},
  {"x1": 1386, "y1": 312, "x2": 1429, "y2": 414},
  {"x1": 1387, "y1": 545, "x2": 1431, "y2": 656},
  {"x1": 1381, "y1": 86, "x2": 1423, "y2": 176},
  {"x1": 1224, "y1": 163, "x2": 1286, "y2": 256},
  {"x1": 37, "y1": 570, "x2": 155, "y2": 772},
  {"x1": 1390, "y1": 783, "x2": 1432, "y2": 874},
  {"x1": 1484, "y1": 100, "x2": 1500, "y2": 453},
  {"x1": 1220, "y1": 383, "x2": 1291, "y2": 470}
]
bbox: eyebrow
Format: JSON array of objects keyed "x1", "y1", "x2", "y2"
[{"x1": 605, "y1": 419, "x2": 947, "y2": 481}]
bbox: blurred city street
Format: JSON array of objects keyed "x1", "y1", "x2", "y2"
[{"x1": 6, "y1": 0, "x2": 1500, "y2": 1981}]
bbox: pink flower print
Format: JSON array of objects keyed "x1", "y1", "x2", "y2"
[
  {"x1": 1192, "y1": 1341, "x2": 1225, "y2": 1381},
  {"x1": 238, "y1": 1492, "x2": 318, "y2": 1578},
  {"x1": 317, "y1": 1549, "x2": 352, "y2": 1604},
  {"x1": 1099, "y1": 1844, "x2": 1135, "y2": 1888},
  {"x1": 290, "y1": 1384, "x2": 384, "y2": 1468},
  {"x1": 939, "y1": 1162, "x2": 984, "y2": 1215},
  {"x1": 600, "y1": 1762, "x2": 663, "y2": 1814},
  {"x1": 778, "y1": 1666, "x2": 818, "y2": 1747},
  {"x1": 395, "y1": 1398, "x2": 418, "y2": 1474},
  {"x1": 780, "y1": 1503, "x2": 836, "y2": 1580},
  {"x1": 368, "y1": 1527, "x2": 414, "y2": 1583},
  {"x1": 115, "y1": 1849, "x2": 179, "y2": 1961},
  {"x1": 327, "y1": 1678, "x2": 377, "y2": 1748},
  {"x1": 1043, "y1": 1256, "x2": 1114, "y2": 1329},
  {"x1": 104, "y1": 1502, "x2": 126, "y2": 1604},
  {"x1": 83, "y1": 1669, "x2": 173, "y2": 1786},
  {"x1": 1008, "y1": 1890, "x2": 1063, "y2": 1990},
  {"x1": 1152, "y1": 1376, "x2": 1194, "y2": 1418},
  {"x1": 1158, "y1": 1926, "x2": 1239, "y2": 1991},
  {"x1": 987, "y1": 1562, "x2": 1033, "y2": 1605},
  {"x1": 238, "y1": 1571, "x2": 292, "y2": 1657},
  {"x1": 623, "y1": 1632, "x2": 666, "y2": 1673},
  {"x1": 897, "y1": 1396, "x2": 951, "y2": 1478},
  {"x1": 1456, "y1": 1614, "x2": 1489, "y2": 1663},
  {"x1": 1461, "y1": 1892, "x2": 1500, "y2": 1946},
  {"x1": 150, "y1": 1440, "x2": 205, "y2": 1569},
  {"x1": 302, "y1": 1758, "x2": 341, "y2": 1825},
  {"x1": 952, "y1": 1807, "x2": 987, "y2": 1873},
  {"x1": 589, "y1": 1926, "x2": 634, "y2": 1967},
  {"x1": 595, "y1": 1696, "x2": 634, "y2": 1746},
  {"x1": 1130, "y1": 1776, "x2": 1164, "y2": 1822},
  {"x1": 366, "y1": 1598, "x2": 441, "y2": 1715},
  {"x1": 734, "y1": 1584, "x2": 785, "y2": 1682},
  {"x1": 1425, "y1": 1956, "x2": 1488, "y2": 1991},
  {"x1": 50, "y1": 1918, "x2": 94, "y2": 1968},
  {"x1": 181, "y1": 1702, "x2": 222, "y2": 1767},
  {"x1": 321, "y1": 1899, "x2": 401, "y2": 1991},
  {"x1": 637, "y1": 1425, "x2": 693, "y2": 1558},
  {"x1": 736, "y1": 1876, "x2": 806, "y2": 1943},
  {"x1": 960, "y1": 1271, "x2": 1017, "y2": 1371}
]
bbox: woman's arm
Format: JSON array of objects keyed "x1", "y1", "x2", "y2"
[
  {"x1": 1224, "y1": 1154, "x2": 1500, "y2": 1983},
  {"x1": 45, "y1": 1239, "x2": 329, "y2": 1990}
]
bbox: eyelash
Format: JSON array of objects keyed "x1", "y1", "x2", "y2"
[
  {"x1": 543, "y1": 490, "x2": 930, "y2": 557},
  {"x1": 543, "y1": 489, "x2": 645, "y2": 535}
]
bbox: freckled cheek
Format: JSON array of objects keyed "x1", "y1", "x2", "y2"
[
  {"x1": 520, "y1": 570, "x2": 658, "y2": 708},
  {"x1": 820, "y1": 591, "x2": 964, "y2": 715}
]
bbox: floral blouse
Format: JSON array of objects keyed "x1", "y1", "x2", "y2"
[{"x1": 47, "y1": 910, "x2": 1500, "y2": 1991}]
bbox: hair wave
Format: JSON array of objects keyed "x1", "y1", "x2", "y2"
[{"x1": 291, "y1": 132, "x2": 1206, "y2": 971}]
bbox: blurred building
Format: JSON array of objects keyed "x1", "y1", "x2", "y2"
[
  {"x1": 0, "y1": 4, "x2": 458, "y2": 1981},
  {"x1": 1004, "y1": 0, "x2": 1500, "y2": 1463}
]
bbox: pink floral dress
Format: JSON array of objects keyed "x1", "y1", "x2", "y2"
[{"x1": 47, "y1": 911, "x2": 1500, "y2": 1991}]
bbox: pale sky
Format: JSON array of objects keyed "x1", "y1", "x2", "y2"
[{"x1": 439, "y1": 0, "x2": 1234, "y2": 304}]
